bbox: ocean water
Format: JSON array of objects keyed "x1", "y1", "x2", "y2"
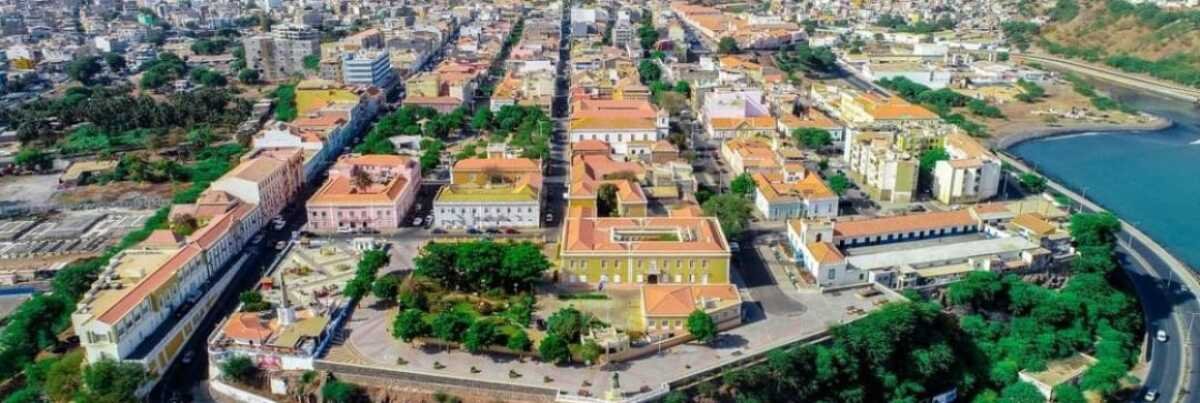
[{"x1": 1010, "y1": 86, "x2": 1200, "y2": 270}]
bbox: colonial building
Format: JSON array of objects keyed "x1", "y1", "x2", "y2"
[
  {"x1": 559, "y1": 214, "x2": 732, "y2": 285},
  {"x1": 306, "y1": 154, "x2": 421, "y2": 232},
  {"x1": 568, "y1": 99, "x2": 668, "y2": 158}
]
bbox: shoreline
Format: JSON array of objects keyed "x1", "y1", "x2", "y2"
[{"x1": 989, "y1": 114, "x2": 1174, "y2": 150}]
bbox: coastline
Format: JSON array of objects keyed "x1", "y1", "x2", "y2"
[{"x1": 989, "y1": 113, "x2": 1174, "y2": 150}]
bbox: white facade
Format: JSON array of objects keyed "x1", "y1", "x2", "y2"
[
  {"x1": 568, "y1": 128, "x2": 665, "y2": 156},
  {"x1": 754, "y1": 189, "x2": 839, "y2": 220},
  {"x1": 433, "y1": 200, "x2": 541, "y2": 229},
  {"x1": 342, "y1": 52, "x2": 394, "y2": 88},
  {"x1": 933, "y1": 159, "x2": 1001, "y2": 205}
]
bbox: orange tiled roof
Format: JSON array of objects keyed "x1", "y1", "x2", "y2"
[
  {"x1": 643, "y1": 284, "x2": 740, "y2": 316},
  {"x1": 224, "y1": 312, "x2": 273, "y2": 344},
  {"x1": 753, "y1": 172, "x2": 836, "y2": 202},
  {"x1": 710, "y1": 116, "x2": 776, "y2": 130},
  {"x1": 98, "y1": 244, "x2": 203, "y2": 324},
  {"x1": 561, "y1": 216, "x2": 730, "y2": 255},
  {"x1": 806, "y1": 241, "x2": 844, "y2": 264},
  {"x1": 833, "y1": 210, "x2": 977, "y2": 239}
]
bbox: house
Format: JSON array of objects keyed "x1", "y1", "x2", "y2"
[
  {"x1": 567, "y1": 151, "x2": 648, "y2": 217},
  {"x1": 752, "y1": 172, "x2": 839, "y2": 220},
  {"x1": 720, "y1": 137, "x2": 780, "y2": 175},
  {"x1": 641, "y1": 284, "x2": 742, "y2": 335},
  {"x1": 305, "y1": 154, "x2": 421, "y2": 232}
]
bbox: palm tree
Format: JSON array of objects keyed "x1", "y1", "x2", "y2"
[{"x1": 351, "y1": 166, "x2": 372, "y2": 190}]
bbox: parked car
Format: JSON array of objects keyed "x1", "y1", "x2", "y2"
[
  {"x1": 275, "y1": 241, "x2": 287, "y2": 250},
  {"x1": 467, "y1": 228, "x2": 481, "y2": 234},
  {"x1": 413, "y1": 218, "x2": 423, "y2": 226},
  {"x1": 485, "y1": 228, "x2": 500, "y2": 234},
  {"x1": 431, "y1": 228, "x2": 447, "y2": 234},
  {"x1": 504, "y1": 228, "x2": 519, "y2": 234},
  {"x1": 1144, "y1": 390, "x2": 1158, "y2": 401},
  {"x1": 1157, "y1": 329, "x2": 1169, "y2": 342}
]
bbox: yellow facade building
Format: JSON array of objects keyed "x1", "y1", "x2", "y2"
[{"x1": 559, "y1": 214, "x2": 732, "y2": 285}]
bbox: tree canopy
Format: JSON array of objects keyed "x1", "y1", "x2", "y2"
[
  {"x1": 414, "y1": 241, "x2": 549, "y2": 293},
  {"x1": 701, "y1": 194, "x2": 753, "y2": 240}
]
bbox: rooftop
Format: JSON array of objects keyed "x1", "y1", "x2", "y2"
[
  {"x1": 642, "y1": 284, "x2": 740, "y2": 317},
  {"x1": 845, "y1": 236, "x2": 1040, "y2": 272},
  {"x1": 562, "y1": 216, "x2": 730, "y2": 255}
]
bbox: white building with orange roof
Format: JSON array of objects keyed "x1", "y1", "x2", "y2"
[
  {"x1": 73, "y1": 188, "x2": 268, "y2": 388},
  {"x1": 787, "y1": 207, "x2": 1050, "y2": 289},
  {"x1": 558, "y1": 216, "x2": 731, "y2": 285},
  {"x1": 932, "y1": 132, "x2": 1002, "y2": 205},
  {"x1": 837, "y1": 91, "x2": 940, "y2": 128},
  {"x1": 751, "y1": 171, "x2": 839, "y2": 220},
  {"x1": 568, "y1": 99, "x2": 669, "y2": 158},
  {"x1": 305, "y1": 154, "x2": 421, "y2": 232},
  {"x1": 434, "y1": 157, "x2": 544, "y2": 229}
]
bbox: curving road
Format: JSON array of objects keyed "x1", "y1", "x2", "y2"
[{"x1": 999, "y1": 154, "x2": 1200, "y2": 403}]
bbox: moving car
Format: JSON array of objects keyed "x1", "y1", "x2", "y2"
[
  {"x1": 1144, "y1": 390, "x2": 1158, "y2": 401},
  {"x1": 1157, "y1": 329, "x2": 1169, "y2": 342}
]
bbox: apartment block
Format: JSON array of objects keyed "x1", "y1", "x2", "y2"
[{"x1": 932, "y1": 132, "x2": 1002, "y2": 205}]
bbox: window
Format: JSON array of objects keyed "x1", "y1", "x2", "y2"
[{"x1": 828, "y1": 269, "x2": 836, "y2": 280}]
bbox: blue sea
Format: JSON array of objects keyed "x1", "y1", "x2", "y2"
[{"x1": 1010, "y1": 86, "x2": 1200, "y2": 270}]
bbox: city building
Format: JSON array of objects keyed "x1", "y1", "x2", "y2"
[
  {"x1": 641, "y1": 284, "x2": 742, "y2": 334},
  {"x1": 719, "y1": 137, "x2": 780, "y2": 175},
  {"x1": 932, "y1": 132, "x2": 1002, "y2": 205},
  {"x1": 568, "y1": 99, "x2": 668, "y2": 158},
  {"x1": 433, "y1": 158, "x2": 543, "y2": 229},
  {"x1": 787, "y1": 208, "x2": 1051, "y2": 290},
  {"x1": 558, "y1": 214, "x2": 731, "y2": 285},
  {"x1": 751, "y1": 172, "x2": 839, "y2": 220},
  {"x1": 243, "y1": 24, "x2": 321, "y2": 81},
  {"x1": 306, "y1": 154, "x2": 421, "y2": 232},
  {"x1": 71, "y1": 148, "x2": 304, "y2": 390},
  {"x1": 843, "y1": 131, "x2": 919, "y2": 203},
  {"x1": 341, "y1": 51, "x2": 395, "y2": 88},
  {"x1": 700, "y1": 89, "x2": 776, "y2": 144}
]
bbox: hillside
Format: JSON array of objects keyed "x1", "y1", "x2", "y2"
[
  {"x1": 1031, "y1": 0, "x2": 1200, "y2": 87},
  {"x1": 1042, "y1": 1, "x2": 1200, "y2": 63}
]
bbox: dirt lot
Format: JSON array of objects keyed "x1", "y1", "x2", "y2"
[
  {"x1": 53, "y1": 182, "x2": 176, "y2": 207},
  {"x1": 977, "y1": 83, "x2": 1155, "y2": 139}
]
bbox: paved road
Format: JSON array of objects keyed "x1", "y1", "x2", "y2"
[
  {"x1": 1017, "y1": 54, "x2": 1200, "y2": 103},
  {"x1": 1000, "y1": 153, "x2": 1200, "y2": 403}
]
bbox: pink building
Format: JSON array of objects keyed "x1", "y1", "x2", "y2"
[{"x1": 305, "y1": 154, "x2": 421, "y2": 231}]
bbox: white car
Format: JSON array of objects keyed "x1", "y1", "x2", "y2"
[
  {"x1": 1144, "y1": 390, "x2": 1158, "y2": 401},
  {"x1": 413, "y1": 218, "x2": 423, "y2": 226},
  {"x1": 1157, "y1": 329, "x2": 1169, "y2": 342}
]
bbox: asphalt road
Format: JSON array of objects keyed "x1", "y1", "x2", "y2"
[{"x1": 1120, "y1": 230, "x2": 1200, "y2": 403}]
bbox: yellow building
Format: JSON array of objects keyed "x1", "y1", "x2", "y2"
[
  {"x1": 433, "y1": 157, "x2": 544, "y2": 229},
  {"x1": 559, "y1": 214, "x2": 732, "y2": 285}
]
